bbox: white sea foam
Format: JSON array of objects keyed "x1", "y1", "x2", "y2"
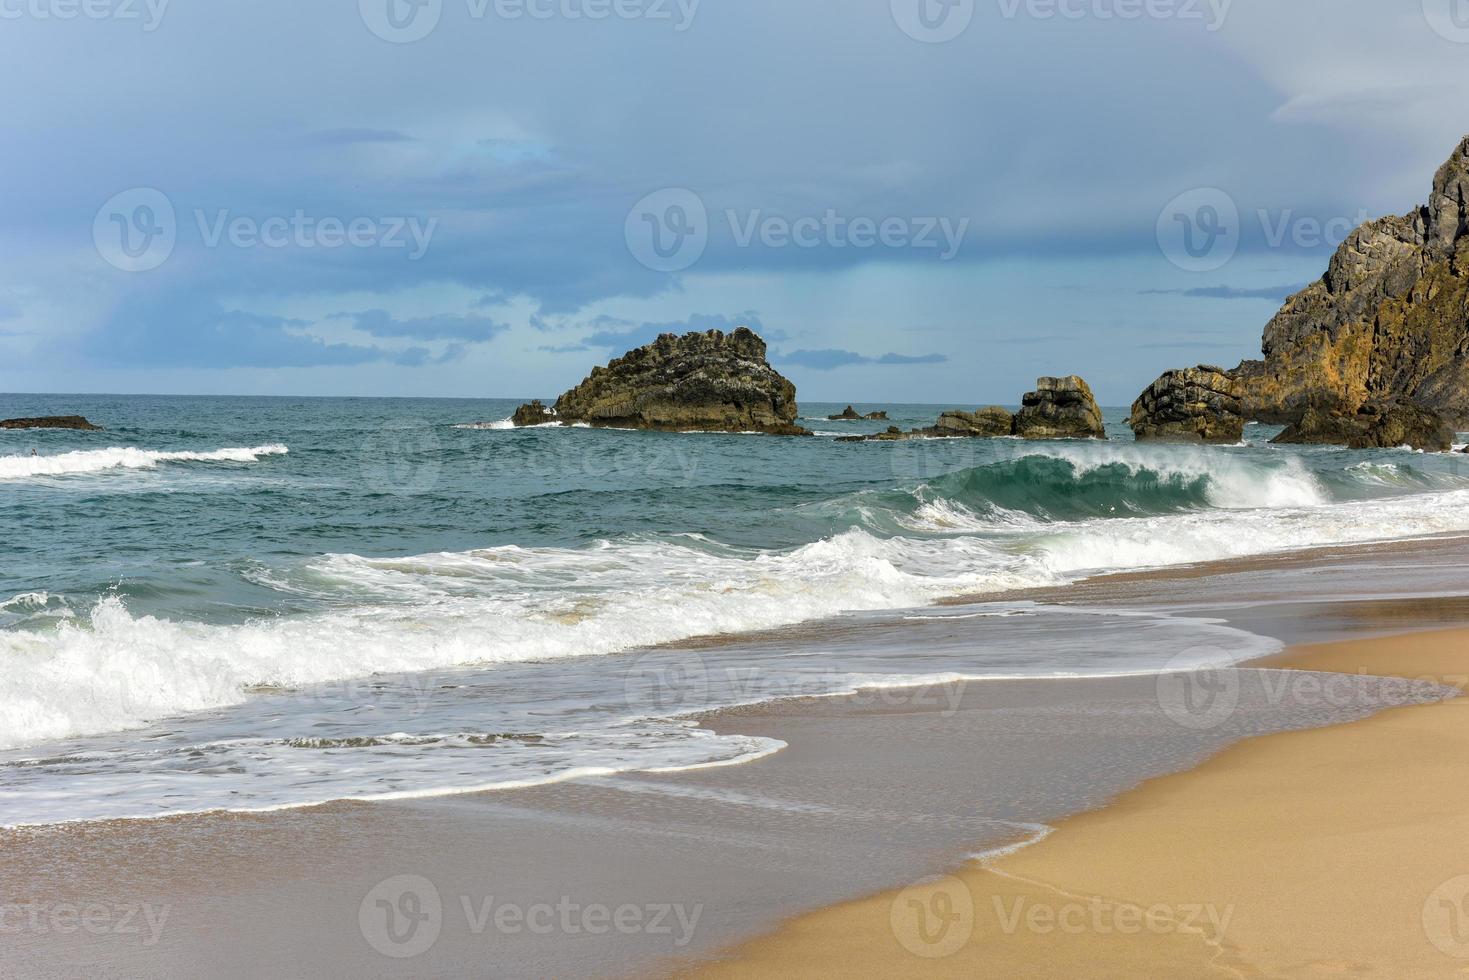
[
  {"x1": 8, "y1": 478, "x2": 1469, "y2": 753},
  {"x1": 0, "y1": 444, "x2": 288, "y2": 480},
  {"x1": 453, "y1": 419, "x2": 516, "y2": 430}
]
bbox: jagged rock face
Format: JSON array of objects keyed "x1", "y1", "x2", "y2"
[
  {"x1": 1129, "y1": 366, "x2": 1243, "y2": 444},
  {"x1": 0, "y1": 416, "x2": 102, "y2": 430},
  {"x1": 827, "y1": 406, "x2": 889, "y2": 421},
  {"x1": 1270, "y1": 400, "x2": 1454, "y2": 451},
  {"x1": 1238, "y1": 136, "x2": 1469, "y2": 425},
  {"x1": 935, "y1": 407, "x2": 1014, "y2": 437},
  {"x1": 1012, "y1": 377, "x2": 1104, "y2": 440},
  {"x1": 528, "y1": 328, "x2": 809, "y2": 436}
]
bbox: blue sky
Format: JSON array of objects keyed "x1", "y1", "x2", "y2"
[{"x1": 2, "y1": 0, "x2": 1467, "y2": 405}]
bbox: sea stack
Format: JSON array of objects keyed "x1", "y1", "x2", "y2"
[
  {"x1": 1012, "y1": 377, "x2": 1105, "y2": 440},
  {"x1": 1129, "y1": 366, "x2": 1244, "y2": 444},
  {"x1": 513, "y1": 327, "x2": 811, "y2": 436}
]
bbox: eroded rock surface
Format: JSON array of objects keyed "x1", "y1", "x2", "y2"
[
  {"x1": 514, "y1": 328, "x2": 810, "y2": 436},
  {"x1": 1130, "y1": 366, "x2": 1244, "y2": 444},
  {"x1": 1236, "y1": 137, "x2": 1469, "y2": 425},
  {"x1": 1012, "y1": 377, "x2": 1105, "y2": 440}
]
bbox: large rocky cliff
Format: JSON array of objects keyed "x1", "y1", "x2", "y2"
[{"x1": 1236, "y1": 137, "x2": 1469, "y2": 424}]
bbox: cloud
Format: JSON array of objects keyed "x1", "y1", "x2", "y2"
[
  {"x1": 328, "y1": 309, "x2": 508, "y2": 342},
  {"x1": 307, "y1": 128, "x2": 416, "y2": 145},
  {"x1": 775, "y1": 349, "x2": 947, "y2": 370},
  {"x1": 1141, "y1": 284, "x2": 1307, "y2": 300},
  {"x1": 85, "y1": 292, "x2": 394, "y2": 369}
]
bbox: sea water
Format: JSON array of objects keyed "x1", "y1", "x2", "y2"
[{"x1": 4, "y1": 393, "x2": 1469, "y2": 825}]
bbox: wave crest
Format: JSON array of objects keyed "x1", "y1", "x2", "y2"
[{"x1": 0, "y1": 445, "x2": 288, "y2": 480}]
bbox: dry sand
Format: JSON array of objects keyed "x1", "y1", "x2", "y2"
[{"x1": 684, "y1": 627, "x2": 1469, "y2": 979}]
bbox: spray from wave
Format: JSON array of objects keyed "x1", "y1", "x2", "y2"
[{"x1": 0, "y1": 445, "x2": 288, "y2": 480}]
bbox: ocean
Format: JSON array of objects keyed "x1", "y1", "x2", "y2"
[{"x1": 4, "y1": 392, "x2": 1469, "y2": 826}]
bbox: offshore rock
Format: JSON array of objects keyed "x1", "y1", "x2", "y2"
[
  {"x1": 934, "y1": 407, "x2": 1014, "y2": 437},
  {"x1": 1270, "y1": 400, "x2": 1454, "y2": 451},
  {"x1": 1012, "y1": 377, "x2": 1105, "y2": 440},
  {"x1": 0, "y1": 416, "x2": 102, "y2": 430},
  {"x1": 1129, "y1": 366, "x2": 1244, "y2": 444},
  {"x1": 520, "y1": 328, "x2": 810, "y2": 436},
  {"x1": 510, "y1": 400, "x2": 553, "y2": 427},
  {"x1": 827, "y1": 406, "x2": 888, "y2": 421}
]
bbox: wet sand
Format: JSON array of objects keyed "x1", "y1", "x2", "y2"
[
  {"x1": 6, "y1": 538, "x2": 1469, "y2": 978},
  {"x1": 685, "y1": 626, "x2": 1469, "y2": 979}
]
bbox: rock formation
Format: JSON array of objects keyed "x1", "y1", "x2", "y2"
[
  {"x1": 1129, "y1": 366, "x2": 1244, "y2": 444},
  {"x1": 1271, "y1": 400, "x2": 1455, "y2": 451},
  {"x1": 827, "y1": 406, "x2": 888, "y2": 421},
  {"x1": 838, "y1": 382, "x2": 1105, "y2": 443},
  {"x1": 934, "y1": 407, "x2": 1014, "y2": 437},
  {"x1": 511, "y1": 400, "x2": 553, "y2": 427},
  {"x1": 1235, "y1": 136, "x2": 1469, "y2": 425},
  {"x1": 1012, "y1": 377, "x2": 1105, "y2": 440},
  {"x1": 512, "y1": 328, "x2": 810, "y2": 436},
  {"x1": 0, "y1": 416, "x2": 102, "y2": 430}
]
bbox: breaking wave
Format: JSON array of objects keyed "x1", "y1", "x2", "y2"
[{"x1": 0, "y1": 445, "x2": 288, "y2": 480}]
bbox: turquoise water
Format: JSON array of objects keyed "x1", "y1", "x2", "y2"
[{"x1": 4, "y1": 392, "x2": 1469, "y2": 824}]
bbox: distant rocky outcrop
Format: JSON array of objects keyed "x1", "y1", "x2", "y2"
[
  {"x1": 1235, "y1": 136, "x2": 1469, "y2": 426},
  {"x1": 1012, "y1": 377, "x2": 1105, "y2": 440},
  {"x1": 512, "y1": 328, "x2": 810, "y2": 436},
  {"x1": 0, "y1": 416, "x2": 102, "y2": 431},
  {"x1": 839, "y1": 379, "x2": 1105, "y2": 443},
  {"x1": 934, "y1": 407, "x2": 1014, "y2": 437},
  {"x1": 837, "y1": 409, "x2": 1012, "y2": 442},
  {"x1": 826, "y1": 406, "x2": 888, "y2": 421},
  {"x1": 511, "y1": 400, "x2": 553, "y2": 427},
  {"x1": 1271, "y1": 400, "x2": 1455, "y2": 451},
  {"x1": 1129, "y1": 366, "x2": 1244, "y2": 444}
]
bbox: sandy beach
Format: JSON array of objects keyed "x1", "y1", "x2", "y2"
[{"x1": 683, "y1": 626, "x2": 1469, "y2": 979}]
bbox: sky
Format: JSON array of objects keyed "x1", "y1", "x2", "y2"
[{"x1": 2, "y1": 0, "x2": 1468, "y2": 406}]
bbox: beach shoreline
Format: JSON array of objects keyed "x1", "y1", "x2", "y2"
[
  {"x1": 6, "y1": 539, "x2": 1469, "y2": 976},
  {"x1": 679, "y1": 625, "x2": 1469, "y2": 979}
]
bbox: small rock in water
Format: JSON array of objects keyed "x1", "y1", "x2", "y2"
[{"x1": 0, "y1": 415, "x2": 103, "y2": 431}]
